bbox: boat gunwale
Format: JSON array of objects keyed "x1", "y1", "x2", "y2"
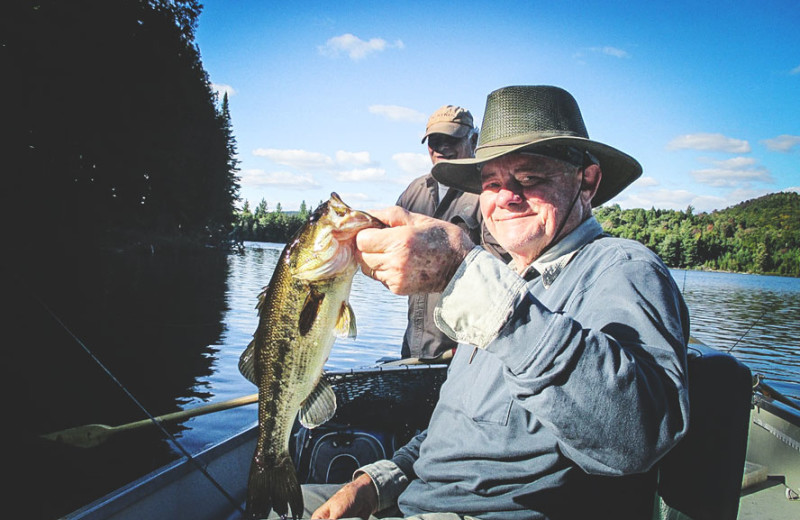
[
  {"x1": 63, "y1": 424, "x2": 259, "y2": 519},
  {"x1": 752, "y1": 391, "x2": 800, "y2": 426}
]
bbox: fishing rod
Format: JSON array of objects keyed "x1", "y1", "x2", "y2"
[{"x1": 37, "y1": 296, "x2": 245, "y2": 516}]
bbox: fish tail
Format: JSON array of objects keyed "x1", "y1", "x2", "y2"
[{"x1": 245, "y1": 451, "x2": 303, "y2": 520}]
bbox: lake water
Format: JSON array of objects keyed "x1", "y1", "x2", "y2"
[{"x1": 22, "y1": 241, "x2": 799, "y2": 519}]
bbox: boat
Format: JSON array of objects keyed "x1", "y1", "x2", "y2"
[{"x1": 61, "y1": 339, "x2": 799, "y2": 520}]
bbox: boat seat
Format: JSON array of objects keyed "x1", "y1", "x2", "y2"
[{"x1": 655, "y1": 342, "x2": 752, "y2": 520}]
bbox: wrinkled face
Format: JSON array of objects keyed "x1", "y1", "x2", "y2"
[
  {"x1": 479, "y1": 153, "x2": 585, "y2": 267},
  {"x1": 427, "y1": 133, "x2": 476, "y2": 164}
]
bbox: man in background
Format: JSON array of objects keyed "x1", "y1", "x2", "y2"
[{"x1": 396, "y1": 105, "x2": 505, "y2": 361}]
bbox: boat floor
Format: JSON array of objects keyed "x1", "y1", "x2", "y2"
[{"x1": 738, "y1": 477, "x2": 798, "y2": 519}]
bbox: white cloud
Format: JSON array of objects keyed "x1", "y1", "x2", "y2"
[
  {"x1": 611, "y1": 189, "x2": 695, "y2": 210},
  {"x1": 338, "y1": 192, "x2": 371, "y2": 202},
  {"x1": 392, "y1": 152, "x2": 430, "y2": 177},
  {"x1": 335, "y1": 150, "x2": 374, "y2": 166},
  {"x1": 612, "y1": 189, "x2": 728, "y2": 213},
  {"x1": 335, "y1": 167, "x2": 386, "y2": 181},
  {"x1": 240, "y1": 169, "x2": 319, "y2": 189},
  {"x1": 667, "y1": 133, "x2": 751, "y2": 153},
  {"x1": 252, "y1": 148, "x2": 333, "y2": 169},
  {"x1": 633, "y1": 176, "x2": 659, "y2": 187},
  {"x1": 690, "y1": 156, "x2": 773, "y2": 187},
  {"x1": 704, "y1": 156, "x2": 757, "y2": 168},
  {"x1": 790, "y1": 65, "x2": 800, "y2": 75},
  {"x1": 762, "y1": 134, "x2": 800, "y2": 152},
  {"x1": 318, "y1": 33, "x2": 404, "y2": 60},
  {"x1": 594, "y1": 46, "x2": 630, "y2": 58},
  {"x1": 786, "y1": 186, "x2": 800, "y2": 194},
  {"x1": 369, "y1": 105, "x2": 427, "y2": 123},
  {"x1": 211, "y1": 83, "x2": 236, "y2": 99}
]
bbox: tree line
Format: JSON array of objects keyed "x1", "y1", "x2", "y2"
[
  {"x1": 234, "y1": 192, "x2": 800, "y2": 277},
  {"x1": 232, "y1": 199, "x2": 315, "y2": 244}
]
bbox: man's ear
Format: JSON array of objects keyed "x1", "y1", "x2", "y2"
[
  {"x1": 581, "y1": 164, "x2": 602, "y2": 203},
  {"x1": 470, "y1": 132, "x2": 478, "y2": 149}
]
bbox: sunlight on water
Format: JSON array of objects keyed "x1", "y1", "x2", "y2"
[
  {"x1": 672, "y1": 269, "x2": 800, "y2": 399},
  {"x1": 180, "y1": 241, "x2": 408, "y2": 452}
]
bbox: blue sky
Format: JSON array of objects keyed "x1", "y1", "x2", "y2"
[{"x1": 195, "y1": 0, "x2": 799, "y2": 214}]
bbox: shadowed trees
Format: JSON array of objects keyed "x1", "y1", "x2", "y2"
[{"x1": 6, "y1": 0, "x2": 239, "y2": 254}]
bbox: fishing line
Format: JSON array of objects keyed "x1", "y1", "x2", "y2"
[
  {"x1": 36, "y1": 296, "x2": 245, "y2": 515},
  {"x1": 727, "y1": 307, "x2": 769, "y2": 353}
]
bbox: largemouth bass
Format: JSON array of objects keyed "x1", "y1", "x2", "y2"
[{"x1": 238, "y1": 193, "x2": 384, "y2": 519}]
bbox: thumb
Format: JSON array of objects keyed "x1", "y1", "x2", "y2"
[
  {"x1": 364, "y1": 206, "x2": 415, "y2": 227},
  {"x1": 311, "y1": 503, "x2": 332, "y2": 520}
]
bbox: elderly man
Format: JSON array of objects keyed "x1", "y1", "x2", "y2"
[
  {"x1": 311, "y1": 86, "x2": 691, "y2": 520},
  {"x1": 396, "y1": 105, "x2": 505, "y2": 361}
]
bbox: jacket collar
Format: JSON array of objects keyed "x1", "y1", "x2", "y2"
[{"x1": 514, "y1": 217, "x2": 604, "y2": 288}]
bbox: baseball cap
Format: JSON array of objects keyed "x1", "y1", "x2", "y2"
[{"x1": 421, "y1": 105, "x2": 474, "y2": 143}]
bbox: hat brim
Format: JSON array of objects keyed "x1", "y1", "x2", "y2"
[
  {"x1": 421, "y1": 122, "x2": 472, "y2": 143},
  {"x1": 431, "y1": 135, "x2": 642, "y2": 207}
]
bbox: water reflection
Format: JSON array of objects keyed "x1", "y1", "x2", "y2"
[{"x1": 18, "y1": 247, "x2": 229, "y2": 519}]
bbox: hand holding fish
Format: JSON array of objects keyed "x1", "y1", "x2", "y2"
[{"x1": 356, "y1": 206, "x2": 475, "y2": 295}]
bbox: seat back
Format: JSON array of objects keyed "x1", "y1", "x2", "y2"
[{"x1": 657, "y1": 341, "x2": 752, "y2": 520}]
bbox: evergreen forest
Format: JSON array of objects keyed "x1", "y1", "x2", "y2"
[{"x1": 7, "y1": 0, "x2": 239, "y2": 257}]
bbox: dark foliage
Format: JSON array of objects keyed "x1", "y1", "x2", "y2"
[
  {"x1": 593, "y1": 192, "x2": 800, "y2": 277},
  {"x1": 5, "y1": 0, "x2": 239, "y2": 257}
]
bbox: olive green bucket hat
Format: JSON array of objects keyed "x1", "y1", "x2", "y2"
[{"x1": 431, "y1": 85, "x2": 642, "y2": 207}]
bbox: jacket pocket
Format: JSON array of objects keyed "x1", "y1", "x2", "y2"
[{"x1": 460, "y1": 350, "x2": 513, "y2": 426}]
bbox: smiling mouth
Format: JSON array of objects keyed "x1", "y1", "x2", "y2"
[{"x1": 494, "y1": 212, "x2": 535, "y2": 222}]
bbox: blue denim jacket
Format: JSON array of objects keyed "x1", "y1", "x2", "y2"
[{"x1": 359, "y1": 217, "x2": 690, "y2": 519}]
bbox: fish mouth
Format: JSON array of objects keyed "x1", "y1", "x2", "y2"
[
  {"x1": 328, "y1": 193, "x2": 386, "y2": 239},
  {"x1": 293, "y1": 194, "x2": 385, "y2": 281},
  {"x1": 334, "y1": 211, "x2": 385, "y2": 239}
]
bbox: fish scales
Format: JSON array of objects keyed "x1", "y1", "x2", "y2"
[{"x1": 239, "y1": 193, "x2": 384, "y2": 519}]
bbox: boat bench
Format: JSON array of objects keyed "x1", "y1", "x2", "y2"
[{"x1": 654, "y1": 341, "x2": 752, "y2": 520}]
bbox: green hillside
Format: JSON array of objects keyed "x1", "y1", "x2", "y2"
[{"x1": 594, "y1": 191, "x2": 800, "y2": 277}]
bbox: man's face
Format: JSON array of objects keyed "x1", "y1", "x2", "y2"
[
  {"x1": 479, "y1": 152, "x2": 586, "y2": 266},
  {"x1": 427, "y1": 133, "x2": 475, "y2": 164}
]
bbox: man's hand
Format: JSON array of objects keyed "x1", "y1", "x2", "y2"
[
  {"x1": 357, "y1": 206, "x2": 474, "y2": 295},
  {"x1": 311, "y1": 473, "x2": 379, "y2": 520}
]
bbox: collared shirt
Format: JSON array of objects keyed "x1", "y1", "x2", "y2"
[
  {"x1": 358, "y1": 216, "x2": 690, "y2": 519},
  {"x1": 435, "y1": 217, "x2": 604, "y2": 347}
]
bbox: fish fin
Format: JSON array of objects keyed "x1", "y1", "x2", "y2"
[
  {"x1": 298, "y1": 376, "x2": 337, "y2": 429},
  {"x1": 333, "y1": 301, "x2": 357, "y2": 339},
  {"x1": 245, "y1": 451, "x2": 304, "y2": 520},
  {"x1": 238, "y1": 340, "x2": 258, "y2": 386},
  {"x1": 299, "y1": 288, "x2": 324, "y2": 336}
]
